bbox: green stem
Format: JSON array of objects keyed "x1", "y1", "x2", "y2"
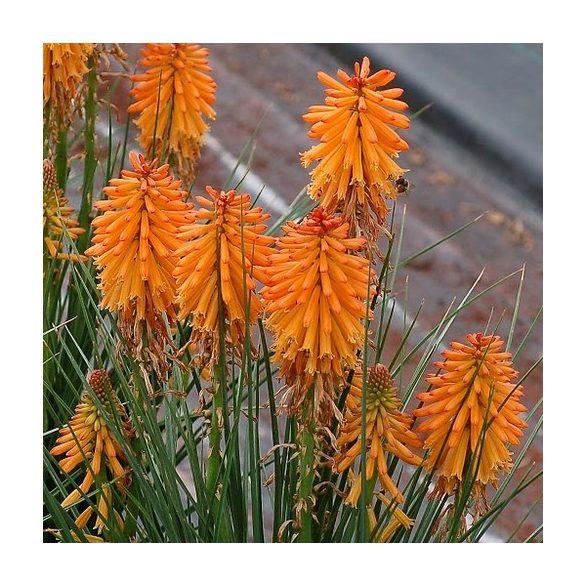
[
  {"x1": 43, "y1": 105, "x2": 51, "y2": 158},
  {"x1": 206, "y1": 369, "x2": 230, "y2": 542},
  {"x1": 64, "y1": 56, "x2": 98, "y2": 386},
  {"x1": 122, "y1": 438, "x2": 141, "y2": 542},
  {"x1": 297, "y1": 394, "x2": 316, "y2": 543},
  {"x1": 78, "y1": 55, "x2": 98, "y2": 248},
  {"x1": 358, "y1": 249, "x2": 374, "y2": 542},
  {"x1": 206, "y1": 367, "x2": 223, "y2": 499},
  {"x1": 55, "y1": 125, "x2": 69, "y2": 191},
  {"x1": 259, "y1": 322, "x2": 283, "y2": 542}
]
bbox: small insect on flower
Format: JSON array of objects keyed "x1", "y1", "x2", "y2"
[
  {"x1": 394, "y1": 175, "x2": 412, "y2": 195},
  {"x1": 414, "y1": 333, "x2": 528, "y2": 512}
]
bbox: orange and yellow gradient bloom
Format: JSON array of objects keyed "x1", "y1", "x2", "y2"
[
  {"x1": 43, "y1": 43, "x2": 95, "y2": 130},
  {"x1": 301, "y1": 57, "x2": 410, "y2": 233},
  {"x1": 174, "y1": 187, "x2": 273, "y2": 372},
  {"x1": 261, "y1": 208, "x2": 374, "y2": 423},
  {"x1": 301, "y1": 57, "x2": 410, "y2": 237},
  {"x1": 335, "y1": 364, "x2": 422, "y2": 505},
  {"x1": 86, "y1": 152, "x2": 193, "y2": 378},
  {"x1": 414, "y1": 333, "x2": 528, "y2": 506},
  {"x1": 128, "y1": 43, "x2": 217, "y2": 181},
  {"x1": 50, "y1": 370, "x2": 134, "y2": 537},
  {"x1": 43, "y1": 159, "x2": 86, "y2": 262}
]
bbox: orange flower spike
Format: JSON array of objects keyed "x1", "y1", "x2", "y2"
[
  {"x1": 86, "y1": 152, "x2": 193, "y2": 377},
  {"x1": 335, "y1": 365, "x2": 422, "y2": 506},
  {"x1": 301, "y1": 56, "x2": 410, "y2": 236},
  {"x1": 414, "y1": 333, "x2": 528, "y2": 500},
  {"x1": 43, "y1": 159, "x2": 86, "y2": 262},
  {"x1": 49, "y1": 370, "x2": 134, "y2": 535},
  {"x1": 43, "y1": 43, "x2": 95, "y2": 127},
  {"x1": 261, "y1": 208, "x2": 375, "y2": 422},
  {"x1": 128, "y1": 43, "x2": 216, "y2": 181},
  {"x1": 174, "y1": 187, "x2": 273, "y2": 370}
]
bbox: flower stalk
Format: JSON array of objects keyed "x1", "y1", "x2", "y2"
[
  {"x1": 43, "y1": 43, "x2": 95, "y2": 140},
  {"x1": 206, "y1": 366, "x2": 225, "y2": 501},
  {"x1": 78, "y1": 54, "x2": 98, "y2": 246},
  {"x1": 296, "y1": 390, "x2": 316, "y2": 543},
  {"x1": 204, "y1": 218, "x2": 231, "y2": 542},
  {"x1": 49, "y1": 370, "x2": 134, "y2": 540},
  {"x1": 335, "y1": 364, "x2": 422, "y2": 518},
  {"x1": 301, "y1": 56, "x2": 410, "y2": 239},
  {"x1": 174, "y1": 187, "x2": 272, "y2": 373}
]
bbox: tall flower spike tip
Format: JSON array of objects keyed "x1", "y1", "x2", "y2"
[
  {"x1": 261, "y1": 207, "x2": 375, "y2": 424},
  {"x1": 49, "y1": 370, "x2": 135, "y2": 536},
  {"x1": 335, "y1": 364, "x2": 422, "y2": 505},
  {"x1": 43, "y1": 159, "x2": 86, "y2": 262},
  {"x1": 301, "y1": 56, "x2": 410, "y2": 238},
  {"x1": 174, "y1": 186, "x2": 273, "y2": 373},
  {"x1": 43, "y1": 43, "x2": 95, "y2": 131},
  {"x1": 86, "y1": 152, "x2": 193, "y2": 379},
  {"x1": 128, "y1": 43, "x2": 217, "y2": 181},
  {"x1": 413, "y1": 333, "x2": 528, "y2": 509}
]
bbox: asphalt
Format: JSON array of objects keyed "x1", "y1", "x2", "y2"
[{"x1": 324, "y1": 43, "x2": 543, "y2": 209}]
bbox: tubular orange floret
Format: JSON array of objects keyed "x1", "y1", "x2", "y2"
[
  {"x1": 86, "y1": 152, "x2": 193, "y2": 379},
  {"x1": 335, "y1": 364, "x2": 422, "y2": 506},
  {"x1": 413, "y1": 333, "x2": 528, "y2": 510},
  {"x1": 367, "y1": 495, "x2": 415, "y2": 542},
  {"x1": 261, "y1": 207, "x2": 375, "y2": 423},
  {"x1": 301, "y1": 56, "x2": 410, "y2": 239},
  {"x1": 174, "y1": 186, "x2": 273, "y2": 373},
  {"x1": 128, "y1": 43, "x2": 217, "y2": 181}
]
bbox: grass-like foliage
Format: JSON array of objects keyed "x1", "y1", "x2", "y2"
[{"x1": 42, "y1": 43, "x2": 542, "y2": 543}]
